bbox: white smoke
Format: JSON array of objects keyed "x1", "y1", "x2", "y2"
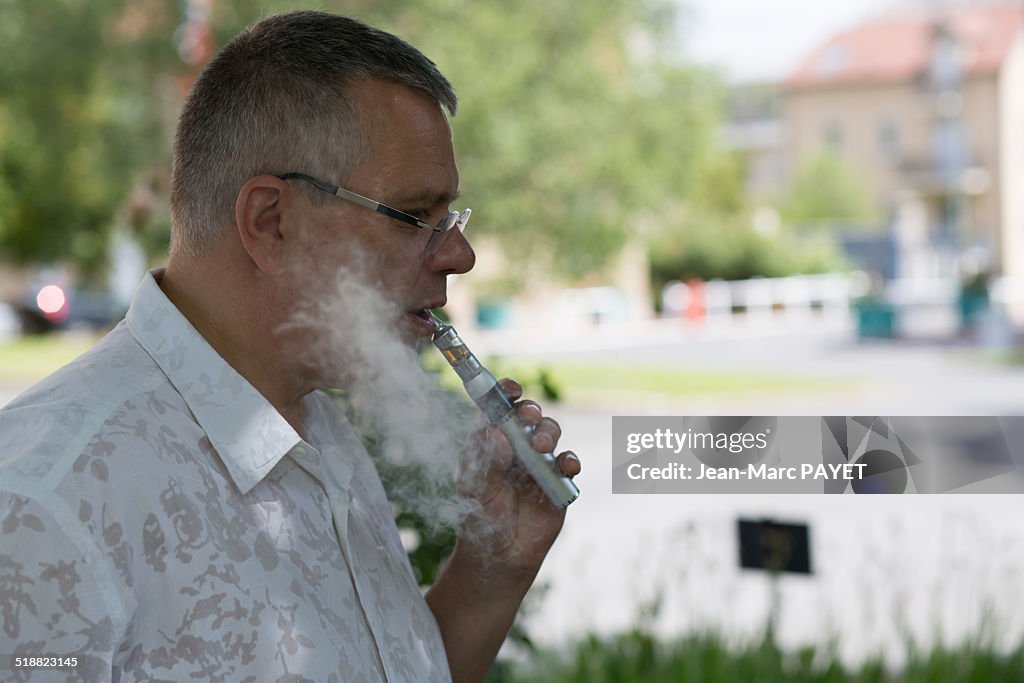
[{"x1": 281, "y1": 260, "x2": 490, "y2": 541}]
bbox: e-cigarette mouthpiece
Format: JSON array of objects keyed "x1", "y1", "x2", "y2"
[{"x1": 426, "y1": 310, "x2": 579, "y2": 508}]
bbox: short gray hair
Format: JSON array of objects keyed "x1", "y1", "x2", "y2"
[{"x1": 169, "y1": 10, "x2": 457, "y2": 257}]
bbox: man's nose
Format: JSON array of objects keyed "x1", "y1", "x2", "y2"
[{"x1": 429, "y1": 228, "x2": 475, "y2": 275}]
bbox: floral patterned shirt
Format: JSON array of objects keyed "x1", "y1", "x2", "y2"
[{"x1": 0, "y1": 270, "x2": 452, "y2": 682}]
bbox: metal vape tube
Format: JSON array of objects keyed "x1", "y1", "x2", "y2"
[{"x1": 426, "y1": 311, "x2": 579, "y2": 509}]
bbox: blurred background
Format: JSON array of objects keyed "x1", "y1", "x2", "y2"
[{"x1": 1, "y1": 0, "x2": 1023, "y2": 680}]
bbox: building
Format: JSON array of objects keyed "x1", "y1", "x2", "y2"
[
  {"x1": 721, "y1": 83, "x2": 785, "y2": 201},
  {"x1": 781, "y1": 2, "x2": 1024, "y2": 288}
]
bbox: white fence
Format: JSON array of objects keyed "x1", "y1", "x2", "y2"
[
  {"x1": 661, "y1": 273, "x2": 858, "y2": 323},
  {"x1": 471, "y1": 273, "x2": 1020, "y2": 353}
]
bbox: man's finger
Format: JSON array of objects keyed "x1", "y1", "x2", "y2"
[
  {"x1": 556, "y1": 450, "x2": 581, "y2": 478},
  {"x1": 497, "y1": 377, "x2": 523, "y2": 402},
  {"x1": 514, "y1": 400, "x2": 543, "y2": 427},
  {"x1": 530, "y1": 416, "x2": 561, "y2": 453}
]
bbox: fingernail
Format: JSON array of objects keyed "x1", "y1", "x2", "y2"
[{"x1": 520, "y1": 403, "x2": 541, "y2": 418}]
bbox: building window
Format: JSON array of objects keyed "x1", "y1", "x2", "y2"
[
  {"x1": 879, "y1": 120, "x2": 900, "y2": 164},
  {"x1": 823, "y1": 121, "x2": 843, "y2": 152}
]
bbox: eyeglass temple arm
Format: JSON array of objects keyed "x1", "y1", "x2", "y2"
[
  {"x1": 278, "y1": 172, "x2": 433, "y2": 231},
  {"x1": 332, "y1": 187, "x2": 431, "y2": 230}
]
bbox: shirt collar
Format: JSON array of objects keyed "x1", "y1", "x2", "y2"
[{"x1": 126, "y1": 269, "x2": 302, "y2": 494}]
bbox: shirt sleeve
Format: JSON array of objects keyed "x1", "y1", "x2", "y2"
[{"x1": 0, "y1": 493, "x2": 117, "y2": 682}]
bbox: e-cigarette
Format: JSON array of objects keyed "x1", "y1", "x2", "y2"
[{"x1": 426, "y1": 311, "x2": 579, "y2": 509}]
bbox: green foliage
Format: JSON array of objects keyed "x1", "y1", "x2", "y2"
[
  {"x1": 3, "y1": 0, "x2": 729, "y2": 286},
  {"x1": 491, "y1": 628, "x2": 1024, "y2": 683},
  {"x1": 344, "y1": 0, "x2": 725, "y2": 284},
  {"x1": 0, "y1": 0, "x2": 178, "y2": 277},
  {"x1": 782, "y1": 151, "x2": 878, "y2": 229},
  {"x1": 644, "y1": 137, "x2": 847, "y2": 284},
  {"x1": 649, "y1": 212, "x2": 845, "y2": 284}
]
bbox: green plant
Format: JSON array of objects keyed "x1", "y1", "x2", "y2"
[{"x1": 488, "y1": 627, "x2": 1024, "y2": 683}]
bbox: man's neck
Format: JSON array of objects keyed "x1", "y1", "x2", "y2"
[{"x1": 159, "y1": 258, "x2": 309, "y2": 439}]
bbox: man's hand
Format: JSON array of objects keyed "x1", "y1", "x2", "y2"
[
  {"x1": 425, "y1": 377, "x2": 580, "y2": 683},
  {"x1": 456, "y1": 377, "x2": 580, "y2": 576}
]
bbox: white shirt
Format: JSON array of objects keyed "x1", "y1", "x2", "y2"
[{"x1": 0, "y1": 270, "x2": 452, "y2": 682}]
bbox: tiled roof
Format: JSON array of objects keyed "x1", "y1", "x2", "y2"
[{"x1": 784, "y1": 3, "x2": 1024, "y2": 90}]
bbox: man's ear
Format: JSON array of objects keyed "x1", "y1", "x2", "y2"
[{"x1": 235, "y1": 175, "x2": 293, "y2": 274}]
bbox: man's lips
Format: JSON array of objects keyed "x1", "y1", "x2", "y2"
[
  {"x1": 409, "y1": 300, "x2": 445, "y2": 319},
  {"x1": 407, "y1": 305, "x2": 443, "y2": 335}
]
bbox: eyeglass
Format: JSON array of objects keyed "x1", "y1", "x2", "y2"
[{"x1": 277, "y1": 172, "x2": 471, "y2": 252}]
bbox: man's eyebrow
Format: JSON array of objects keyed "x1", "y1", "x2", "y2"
[{"x1": 395, "y1": 189, "x2": 462, "y2": 206}]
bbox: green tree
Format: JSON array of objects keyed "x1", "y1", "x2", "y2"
[
  {"x1": 782, "y1": 150, "x2": 878, "y2": 229},
  {"x1": 647, "y1": 150, "x2": 846, "y2": 285},
  {"x1": 0, "y1": 0, "x2": 178, "y2": 277},
  {"x1": 157, "y1": 0, "x2": 729, "y2": 286},
  {"x1": 341, "y1": 0, "x2": 726, "y2": 284},
  {"x1": 5, "y1": 1, "x2": 727, "y2": 286}
]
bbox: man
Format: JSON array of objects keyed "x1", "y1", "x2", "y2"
[{"x1": 0, "y1": 11, "x2": 580, "y2": 682}]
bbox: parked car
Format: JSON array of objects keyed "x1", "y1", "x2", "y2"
[{"x1": 14, "y1": 281, "x2": 126, "y2": 334}]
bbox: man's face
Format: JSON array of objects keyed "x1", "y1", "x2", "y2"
[{"x1": 286, "y1": 79, "x2": 476, "y2": 351}]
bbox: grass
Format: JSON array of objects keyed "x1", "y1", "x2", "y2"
[
  {"x1": 2, "y1": 335, "x2": 850, "y2": 405},
  {"x1": 524, "y1": 362, "x2": 844, "y2": 403},
  {"x1": 991, "y1": 348, "x2": 1024, "y2": 367},
  {"x1": 487, "y1": 629, "x2": 1024, "y2": 683},
  {"x1": 442, "y1": 359, "x2": 853, "y2": 407},
  {"x1": 0, "y1": 333, "x2": 98, "y2": 383}
]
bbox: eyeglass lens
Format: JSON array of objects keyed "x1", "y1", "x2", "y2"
[{"x1": 425, "y1": 210, "x2": 469, "y2": 252}]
